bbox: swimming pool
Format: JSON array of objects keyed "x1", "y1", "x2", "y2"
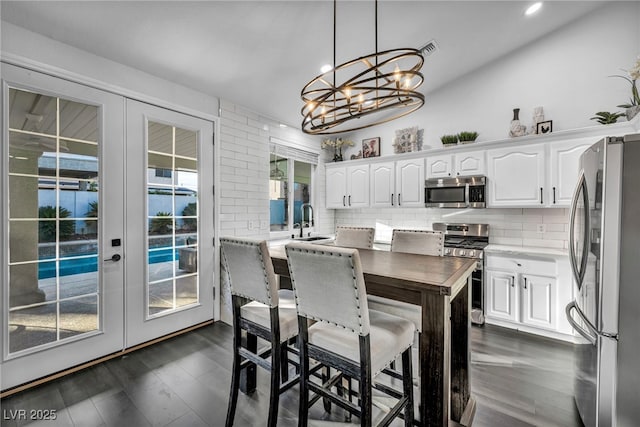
[{"x1": 38, "y1": 247, "x2": 180, "y2": 279}]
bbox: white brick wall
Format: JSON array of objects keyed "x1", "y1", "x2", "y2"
[
  {"x1": 218, "y1": 98, "x2": 333, "y2": 239},
  {"x1": 335, "y1": 207, "x2": 569, "y2": 250}
]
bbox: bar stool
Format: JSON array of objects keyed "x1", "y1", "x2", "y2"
[
  {"x1": 335, "y1": 226, "x2": 375, "y2": 249},
  {"x1": 367, "y1": 229, "x2": 444, "y2": 333},
  {"x1": 220, "y1": 237, "x2": 299, "y2": 427},
  {"x1": 285, "y1": 242, "x2": 415, "y2": 427}
]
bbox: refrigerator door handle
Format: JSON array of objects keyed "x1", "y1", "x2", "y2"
[
  {"x1": 569, "y1": 172, "x2": 589, "y2": 287},
  {"x1": 565, "y1": 301, "x2": 597, "y2": 346}
]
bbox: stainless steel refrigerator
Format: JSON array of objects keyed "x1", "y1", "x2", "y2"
[{"x1": 566, "y1": 134, "x2": 640, "y2": 427}]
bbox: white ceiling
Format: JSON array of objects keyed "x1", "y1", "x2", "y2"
[{"x1": 1, "y1": 1, "x2": 606, "y2": 129}]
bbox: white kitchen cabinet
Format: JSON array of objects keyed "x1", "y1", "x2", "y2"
[
  {"x1": 486, "y1": 270, "x2": 517, "y2": 322},
  {"x1": 426, "y1": 151, "x2": 485, "y2": 179},
  {"x1": 325, "y1": 164, "x2": 369, "y2": 208},
  {"x1": 326, "y1": 167, "x2": 347, "y2": 208},
  {"x1": 485, "y1": 251, "x2": 568, "y2": 340},
  {"x1": 521, "y1": 274, "x2": 557, "y2": 330},
  {"x1": 487, "y1": 144, "x2": 546, "y2": 206},
  {"x1": 370, "y1": 158, "x2": 424, "y2": 208},
  {"x1": 549, "y1": 138, "x2": 593, "y2": 206}
]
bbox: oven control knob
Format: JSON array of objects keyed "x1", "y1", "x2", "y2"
[
  {"x1": 459, "y1": 250, "x2": 466, "y2": 256},
  {"x1": 469, "y1": 250, "x2": 475, "y2": 258},
  {"x1": 445, "y1": 248, "x2": 452, "y2": 255}
]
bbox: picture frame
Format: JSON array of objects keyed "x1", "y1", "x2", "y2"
[
  {"x1": 362, "y1": 137, "x2": 380, "y2": 158},
  {"x1": 392, "y1": 126, "x2": 423, "y2": 153},
  {"x1": 536, "y1": 120, "x2": 553, "y2": 135}
]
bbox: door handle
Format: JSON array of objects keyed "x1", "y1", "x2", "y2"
[
  {"x1": 104, "y1": 253, "x2": 121, "y2": 262},
  {"x1": 565, "y1": 302, "x2": 597, "y2": 345}
]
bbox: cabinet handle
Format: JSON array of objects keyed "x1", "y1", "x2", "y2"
[
  {"x1": 398, "y1": 193, "x2": 401, "y2": 206},
  {"x1": 343, "y1": 195, "x2": 346, "y2": 207},
  {"x1": 510, "y1": 276, "x2": 515, "y2": 287},
  {"x1": 348, "y1": 195, "x2": 351, "y2": 206},
  {"x1": 524, "y1": 277, "x2": 528, "y2": 289},
  {"x1": 391, "y1": 193, "x2": 394, "y2": 206},
  {"x1": 540, "y1": 187, "x2": 544, "y2": 205},
  {"x1": 553, "y1": 187, "x2": 557, "y2": 204}
]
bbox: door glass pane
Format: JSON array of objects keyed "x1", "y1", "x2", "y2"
[
  {"x1": 146, "y1": 122, "x2": 199, "y2": 317},
  {"x1": 269, "y1": 154, "x2": 288, "y2": 231},
  {"x1": 6, "y1": 88, "x2": 100, "y2": 354}
]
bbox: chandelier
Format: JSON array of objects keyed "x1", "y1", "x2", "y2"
[{"x1": 301, "y1": 0, "x2": 425, "y2": 135}]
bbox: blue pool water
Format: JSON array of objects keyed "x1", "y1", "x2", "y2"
[{"x1": 38, "y1": 247, "x2": 179, "y2": 279}]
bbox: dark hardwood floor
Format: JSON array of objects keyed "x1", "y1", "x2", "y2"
[{"x1": 1, "y1": 323, "x2": 583, "y2": 427}]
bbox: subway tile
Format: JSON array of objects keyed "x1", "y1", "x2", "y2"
[
  {"x1": 220, "y1": 109, "x2": 248, "y2": 125},
  {"x1": 522, "y1": 239, "x2": 565, "y2": 249}
]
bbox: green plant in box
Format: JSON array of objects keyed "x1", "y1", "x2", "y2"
[
  {"x1": 440, "y1": 134, "x2": 458, "y2": 145},
  {"x1": 457, "y1": 131, "x2": 479, "y2": 143}
]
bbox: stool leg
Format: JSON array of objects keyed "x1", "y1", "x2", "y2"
[
  {"x1": 401, "y1": 347, "x2": 414, "y2": 427},
  {"x1": 298, "y1": 317, "x2": 310, "y2": 427},
  {"x1": 268, "y1": 344, "x2": 281, "y2": 426},
  {"x1": 226, "y1": 299, "x2": 243, "y2": 427},
  {"x1": 240, "y1": 332, "x2": 257, "y2": 394},
  {"x1": 280, "y1": 343, "x2": 289, "y2": 382},
  {"x1": 322, "y1": 366, "x2": 332, "y2": 413}
]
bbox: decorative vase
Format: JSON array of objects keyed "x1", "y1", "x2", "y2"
[
  {"x1": 509, "y1": 108, "x2": 527, "y2": 138},
  {"x1": 626, "y1": 105, "x2": 640, "y2": 121},
  {"x1": 333, "y1": 146, "x2": 343, "y2": 162}
]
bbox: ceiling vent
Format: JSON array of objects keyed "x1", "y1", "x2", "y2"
[{"x1": 419, "y1": 40, "x2": 439, "y2": 57}]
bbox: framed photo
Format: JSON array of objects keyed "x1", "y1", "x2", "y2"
[
  {"x1": 536, "y1": 120, "x2": 553, "y2": 135},
  {"x1": 362, "y1": 137, "x2": 380, "y2": 158}
]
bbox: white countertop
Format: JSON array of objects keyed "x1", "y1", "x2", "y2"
[{"x1": 484, "y1": 244, "x2": 569, "y2": 258}]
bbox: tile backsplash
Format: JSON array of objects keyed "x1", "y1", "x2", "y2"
[{"x1": 335, "y1": 207, "x2": 569, "y2": 250}]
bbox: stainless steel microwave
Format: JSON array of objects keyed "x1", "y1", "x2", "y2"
[{"x1": 425, "y1": 176, "x2": 486, "y2": 208}]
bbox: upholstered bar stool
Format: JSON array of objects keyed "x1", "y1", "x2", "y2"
[
  {"x1": 285, "y1": 242, "x2": 415, "y2": 427},
  {"x1": 220, "y1": 237, "x2": 299, "y2": 427},
  {"x1": 334, "y1": 226, "x2": 375, "y2": 249},
  {"x1": 367, "y1": 229, "x2": 444, "y2": 333}
]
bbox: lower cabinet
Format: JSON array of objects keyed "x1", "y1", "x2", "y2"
[{"x1": 485, "y1": 252, "x2": 571, "y2": 341}]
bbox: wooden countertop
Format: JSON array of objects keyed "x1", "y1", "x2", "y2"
[{"x1": 269, "y1": 245, "x2": 477, "y2": 297}]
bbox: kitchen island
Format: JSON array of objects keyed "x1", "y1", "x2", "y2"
[{"x1": 269, "y1": 245, "x2": 477, "y2": 426}]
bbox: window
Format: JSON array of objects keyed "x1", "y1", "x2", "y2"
[
  {"x1": 155, "y1": 168, "x2": 172, "y2": 178},
  {"x1": 269, "y1": 141, "x2": 317, "y2": 236}
]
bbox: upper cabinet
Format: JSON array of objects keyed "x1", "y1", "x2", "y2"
[
  {"x1": 486, "y1": 139, "x2": 594, "y2": 207},
  {"x1": 426, "y1": 150, "x2": 485, "y2": 179},
  {"x1": 326, "y1": 164, "x2": 369, "y2": 209},
  {"x1": 370, "y1": 158, "x2": 424, "y2": 208},
  {"x1": 487, "y1": 144, "x2": 546, "y2": 207},
  {"x1": 548, "y1": 138, "x2": 593, "y2": 206}
]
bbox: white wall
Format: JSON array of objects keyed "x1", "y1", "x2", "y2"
[
  {"x1": 1, "y1": 21, "x2": 218, "y2": 117},
  {"x1": 341, "y1": 2, "x2": 640, "y2": 158}
]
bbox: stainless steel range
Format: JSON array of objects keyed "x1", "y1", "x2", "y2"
[{"x1": 433, "y1": 222, "x2": 489, "y2": 325}]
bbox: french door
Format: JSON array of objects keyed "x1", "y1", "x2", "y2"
[
  {"x1": 1, "y1": 64, "x2": 125, "y2": 390},
  {"x1": 124, "y1": 100, "x2": 214, "y2": 347},
  {"x1": 1, "y1": 65, "x2": 215, "y2": 391}
]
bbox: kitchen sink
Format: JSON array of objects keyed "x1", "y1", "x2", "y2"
[{"x1": 294, "y1": 236, "x2": 333, "y2": 242}]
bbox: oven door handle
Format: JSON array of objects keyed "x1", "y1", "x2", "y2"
[{"x1": 465, "y1": 183, "x2": 470, "y2": 208}]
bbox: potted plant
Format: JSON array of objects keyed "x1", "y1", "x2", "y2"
[
  {"x1": 611, "y1": 55, "x2": 640, "y2": 121},
  {"x1": 590, "y1": 111, "x2": 625, "y2": 125},
  {"x1": 440, "y1": 134, "x2": 458, "y2": 146},
  {"x1": 457, "y1": 131, "x2": 479, "y2": 144}
]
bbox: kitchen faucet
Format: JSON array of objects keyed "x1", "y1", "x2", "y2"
[{"x1": 299, "y1": 203, "x2": 314, "y2": 238}]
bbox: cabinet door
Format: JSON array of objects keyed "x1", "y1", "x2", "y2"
[
  {"x1": 485, "y1": 270, "x2": 517, "y2": 322},
  {"x1": 426, "y1": 154, "x2": 452, "y2": 178},
  {"x1": 521, "y1": 274, "x2": 556, "y2": 330},
  {"x1": 549, "y1": 139, "x2": 593, "y2": 206},
  {"x1": 395, "y1": 158, "x2": 425, "y2": 207},
  {"x1": 370, "y1": 162, "x2": 395, "y2": 208},
  {"x1": 326, "y1": 167, "x2": 347, "y2": 208},
  {"x1": 487, "y1": 144, "x2": 546, "y2": 206},
  {"x1": 455, "y1": 150, "x2": 485, "y2": 176},
  {"x1": 347, "y1": 164, "x2": 370, "y2": 208}
]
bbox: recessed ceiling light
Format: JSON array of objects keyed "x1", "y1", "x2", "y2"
[
  {"x1": 525, "y1": 2, "x2": 542, "y2": 16},
  {"x1": 320, "y1": 64, "x2": 333, "y2": 73}
]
